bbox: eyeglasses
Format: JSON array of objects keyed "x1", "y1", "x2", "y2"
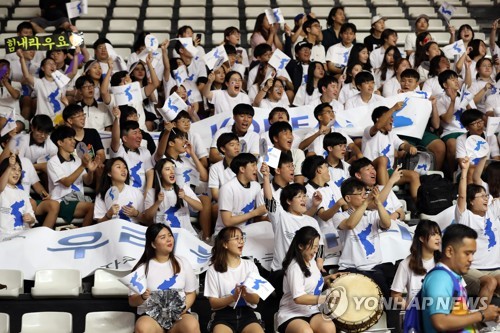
[
  {"x1": 468, "y1": 119, "x2": 484, "y2": 127},
  {"x1": 71, "y1": 113, "x2": 86, "y2": 119},
  {"x1": 229, "y1": 234, "x2": 246, "y2": 243},
  {"x1": 81, "y1": 84, "x2": 94, "y2": 89},
  {"x1": 474, "y1": 194, "x2": 489, "y2": 199},
  {"x1": 322, "y1": 110, "x2": 335, "y2": 115},
  {"x1": 349, "y1": 192, "x2": 369, "y2": 197}
]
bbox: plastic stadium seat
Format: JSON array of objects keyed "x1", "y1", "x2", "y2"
[
  {"x1": 105, "y1": 33, "x2": 135, "y2": 47},
  {"x1": 212, "y1": 7, "x2": 240, "y2": 19},
  {"x1": 20, "y1": 312, "x2": 72, "y2": 333},
  {"x1": 309, "y1": 0, "x2": 336, "y2": 5},
  {"x1": 356, "y1": 31, "x2": 369, "y2": 42},
  {"x1": 4, "y1": 20, "x2": 24, "y2": 33},
  {"x1": 0, "y1": 313, "x2": 8, "y2": 333},
  {"x1": 402, "y1": 0, "x2": 430, "y2": 5},
  {"x1": 115, "y1": 0, "x2": 142, "y2": 6},
  {"x1": 112, "y1": 7, "x2": 141, "y2": 19},
  {"x1": 344, "y1": 7, "x2": 371, "y2": 19},
  {"x1": 376, "y1": 7, "x2": 404, "y2": 18},
  {"x1": 147, "y1": 0, "x2": 174, "y2": 5},
  {"x1": 82, "y1": 33, "x2": 99, "y2": 46},
  {"x1": 87, "y1": 0, "x2": 110, "y2": 6},
  {"x1": 348, "y1": 19, "x2": 372, "y2": 31},
  {"x1": 276, "y1": 0, "x2": 303, "y2": 5},
  {"x1": 91, "y1": 269, "x2": 130, "y2": 297},
  {"x1": 397, "y1": 32, "x2": 408, "y2": 46},
  {"x1": 17, "y1": 0, "x2": 38, "y2": 6},
  {"x1": 339, "y1": 0, "x2": 366, "y2": 5},
  {"x1": 280, "y1": 7, "x2": 305, "y2": 19},
  {"x1": 0, "y1": 269, "x2": 23, "y2": 298},
  {"x1": 451, "y1": 7, "x2": 471, "y2": 18},
  {"x1": 466, "y1": 0, "x2": 493, "y2": 5},
  {"x1": 145, "y1": 7, "x2": 173, "y2": 18},
  {"x1": 432, "y1": 32, "x2": 452, "y2": 45},
  {"x1": 212, "y1": 33, "x2": 225, "y2": 44},
  {"x1": 213, "y1": 0, "x2": 239, "y2": 4},
  {"x1": 434, "y1": 0, "x2": 462, "y2": 4},
  {"x1": 0, "y1": 49, "x2": 5, "y2": 59},
  {"x1": 143, "y1": 19, "x2": 172, "y2": 32},
  {"x1": 12, "y1": 7, "x2": 40, "y2": 19},
  {"x1": 450, "y1": 19, "x2": 479, "y2": 31},
  {"x1": 178, "y1": 20, "x2": 205, "y2": 32},
  {"x1": 371, "y1": 0, "x2": 399, "y2": 5},
  {"x1": 114, "y1": 48, "x2": 132, "y2": 61},
  {"x1": 244, "y1": 0, "x2": 270, "y2": 6},
  {"x1": 386, "y1": 19, "x2": 411, "y2": 31},
  {"x1": 245, "y1": 7, "x2": 264, "y2": 19},
  {"x1": 311, "y1": 9, "x2": 331, "y2": 20},
  {"x1": 179, "y1": 7, "x2": 206, "y2": 18},
  {"x1": 84, "y1": 311, "x2": 135, "y2": 333},
  {"x1": 108, "y1": 19, "x2": 138, "y2": 32},
  {"x1": 31, "y1": 269, "x2": 81, "y2": 298},
  {"x1": 180, "y1": 0, "x2": 204, "y2": 5},
  {"x1": 408, "y1": 6, "x2": 437, "y2": 18},
  {"x1": 212, "y1": 19, "x2": 240, "y2": 32},
  {"x1": 85, "y1": 7, "x2": 108, "y2": 19},
  {"x1": 0, "y1": 8, "x2": 7, "y2": 19},
  {"x1": 74, "y1": 19, "x2": 104, "y2": 32}
]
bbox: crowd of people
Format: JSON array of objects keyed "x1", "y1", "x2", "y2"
[{"x1": 0, "y1": 4, "x2": 500, "y2": 333}]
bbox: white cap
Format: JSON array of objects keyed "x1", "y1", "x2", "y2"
[{"x1": 371, "y1": 15, "x2": 386, "y2": 25}]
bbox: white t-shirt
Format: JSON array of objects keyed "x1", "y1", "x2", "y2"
[
  {"x1": 0, "y1": 186, "x2": 35, "y2": 241},
  {"x1": 308, "y1": 97, "x2": 344, "y2": 113},
  {"x1": 362, "y1": 127, "x2": 405, "y2": 170},
  {"x1": 144, "y1": 185, "x2": 200, "y2": 235},
  {"x1": 209, "y1": 89, "x2": 251, "y2": 115},
  {"x1": 485, "y1": 93, "x2": 500, "y2": 113},
  {"x1": 94, "y1": 184, "x2": 144, "y2": 223},
  {"x1": 404, "y1": 33, "x2": 417, "y2": 52},
  {"x1": 302, "y1": 127, "x2": 353, "y2": 157},
  {"x1": 370, "y1": 46, "x2": 386, "y2": 70},
  {"x1": 259, "y1": 131, "x2": 301, "y2": 157},
  {"x1": 211, "y1": 126, "x2": 260, "y2": 157},
  {"x1": 374, "y1": 68, "x2": 394, "y2": 90},
  {"x1": 437, "y1": 94, "x2": 468, "y2": 138},
  {"x1": 11, "y1": 133, "x2": 58, "y2": 165},
  {"x1": 305, "y1": 183, "x2": 342, "y2": 236},
  {"x1": 79, "y1": 100, "x2": 113, "y2": 131},
  {"x1": 469, "y1": 79, "x2": 493, "y2": 113},
  {"x1": 204, "y1": 259, "x2": 259, "y2": 309},
  {"x1": 327, "y1": 160, "x2": 350, "y2": 189},
  {"x1": 110, "y1": 145, "x2": 153, "y2": 192},
  {"x1": 215, "y1": 177, "x2": 262, "y2": 235},
  {"x1": 326, "y1": 43, "x2": 353, "y2": 68},
  {"x1": 268, "y1": 203, "x2": 323, "y2": 271},
  {"x1": 208, "y1": 160, "x2": 236, "y2": 190},
  {"x1": 130, "y1": 256, "x2": 197, "y2": 315},
  {"x1": 391, "y1": 256, "x2": 436, "y2": 302},
  {"x1": 293, "y1": 86, "x2": 320, "y2": 106},
  {"x1": 345, "y1": 93, "x2": 384, "y2": 110},
  {"x1": 47, "y1": 154, "x2": 86, "y2": 202},
  {"x1": 311, "y1": 44, "x2": 326, "y2": 64},
  {"x1": 382, "y1": 76, "x2": 401, "y2": 97},
  {"x1": 422, "y1": 76, "x2": 444, "y2": 98},
  {"x1": 332, "y1": 210, "x2": 384, "y2": 270},
  {"x1": 0, "y1": 81, "x2": 21, "y2": 114},
  {"x1": 33, "y1": 77, "x2": 66, "y2": 121},
  {"x1": 338, "y1": 82, "x2": 359, "y2": 105},
  {"x1": 455, "y1": 202, "x2": 500, "y2": 270},
  {"x1": 17, "y1": 157, "x2": 40, "y2": 195},
  {"x1": 455, "y1": 133, "x2": 500, "y2": 161},
  {"x1": 277, "y1": 259, "x2": 323, "y2": 326}
]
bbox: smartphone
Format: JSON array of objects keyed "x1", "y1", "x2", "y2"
[{"x1": 196, "y1": 33, "x2": 202, "y2": 42}]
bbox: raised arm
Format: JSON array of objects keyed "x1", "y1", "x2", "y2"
[
  {"x1": 100, "y1": 58, "x2": 114, "y2": 105},
  {"x1": 457, "y1": 157, "x2": 470, "y2": 214},
  {"x1": 202, "y1": 72, "x2": 215, "y2": 100},
  {"x1": 17, "y1": 49, "x2": 34, "y2": 87},
  {"x1": 160, "y1": 39, "x2": 170, "y2": 82},
  {"x1": 143, "y1": 53, "x2": 160, "y2": 97},
  {"x1": 110, "y1": 106, "x2": 121, "y2": 153},
  {"x1": 0, "y1": 154, "x2": 16, "y2": 192},
  {"x1": 369, "y1": 101, "x2": 404, "y2": 137}
]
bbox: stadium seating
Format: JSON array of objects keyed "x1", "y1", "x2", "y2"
[
  {"x1": 91, "y1": 268, "x2": 130, "y2": 298},
  {"x1": 20, "y1": 312, "x2": 72, "y2": 333},
  {"x1": 31, "y1": 269, "x2": 81, "y2": 298},
  {"x1": 0, "y1": 313, "x2": 9, "y2": 333},
  {"x1": 83, "y1": 311, "x2": 135, "y2": 333},
  {"x1": 0, "y1": 269, "x2": 23, "y2": 298}
]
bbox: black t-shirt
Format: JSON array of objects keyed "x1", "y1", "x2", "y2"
[
  {"x1": 322, "y1": 28, "x2": 342, "y2": 51},
  {"x1": 76, "y1": 128, "x2": 104, "y2": 158},
  {"x1": 364, "y1": 35, "x2": 383, "y2": 52}
]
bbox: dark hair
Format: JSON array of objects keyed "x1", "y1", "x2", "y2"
[
  {"x1": 340, "y1": 177, "x2": 366, "y2": 198},
  {"x1": 346, "y1": 61, "x2": 363, "y2": 83},
  {"x1": 381, "y1": 29, "x2": 397, "y2": 43},
  {"x1": 110, "y1": 71, "x2": 128, "y2": 87},
  {"x1": 313, "y1": 102, "x2": 332, "y2": 121},
  {"x1": 306, "y1": 61, "x2": 323, "y2": 96},
  {"x1": 301, "y1": 155, "x2": 327, "y2": 180},
  {"x1": 224, "y1": 26, "x2": 240, "y2": 43},
  {"x1": 318, "y1": 75, "x2": 338, "y2": 94},
  {"x1": 98, "y1": 157, "x2": 130, "y2": 200},
  {"x1": 349, "y1": 157, "x2": 374, "y2": 177},
  {"x1": 211, "y1": 227, "x2": 244, "y2": 272},
  {"x1": 466, "y1": 184, "x2": 487, "y2": 210},
  {"x1": 129, "y1": 61, "x2": 149, "y2": 87},
  {"x1": 303, "y1": 17, "x2": 320, "y2": 35},
  {"x1": 132, "y1": 224, "x2": 180, "y2": 276},
  {"x1": 413, "y1": 32, "x2": 432, "y2": 69},
  {"x1": 230, "y1": 153, "x2": 257, "y2": 175},
  {"x1": 326, "y1": 6, "x2": 344, "y2": 28},
  {"x1": 438, "y1": 70, "x2": 458, "y2": 89},
  {"x1": 441, "y1": 224, "x2": 477, "y2": 254},
  {"x1": 224, "y1": 44, "x2": 237, "y2": 55},
  {"x1": 468, "y1": 39, "x2": 485, "y2": 60},
  {"x1": 354, "y1": 70, "x2": 375, "y2": 89},
  {"x1": 270, "y1": 152, "x2": 294, "y2": 177},
  {"x1": 50, "y1": 125, "x2": 76, "y2": 145},
  {"x1": 347, "y1": 43, "x2": 372, "y2": 72},
  {"x1": 132, "y1": 32, "x2": 148, "y2": 52},
  {"x1": 93, "y1": 38, "x2": 111, "y2": 50},
  {"x1": 457, "y1": 24, "x2": 475, "y2": 42},
  {"x1": 323, "y1": 132, "x2": 348, "y2": 151},
  {"x1": 31, "y1": 114, "x2": 54, "y2": 133},
  {"x1": 75, "y1": 75, "x2": 95, "y2": 90},
  {"x1": 459, "y1": 109, "x2": 482, "y2": 128},
  {"x1": 371, "y1": 105, "x2": 390, "y2": 123},
  {"x1": 62, "y1": 104, "x2": 84, "y2": 122},
  {"x1": 484, "y1": 162, "x2": 499, "y2": 199},
  {"x1": 172, "y1": 110, "x2": 191, "y2": 124},
  {"x1": 253, "y1": 43, "x2": 273, "y2": 58},
  {"x1": 280, "y1": 183, "x2": 307, "y2": 212},
  {"x1": 269, "y1": 121, "x2": 292, "y2": 145},
  {"x1": 428, "y1": 55, "x2": 449, "y2": 78},
  {"x1": 216, "y1": 132, "x2": 239, "y2": 155},
  {"x1": 0, "y1": 155, "x2": 23, "y2": 185},
  {"x1": 252, "y1": 13, "x2": 270, "y2": 41},
  {"x1": 268, "y1": 107, "x2": 290, "y2": 122},
  {"x1": 282, "y1": 226, "x2": 321, "y2": 277},
  {"x1": 39, "y1": 57, "x2": 55, "y2": 78},
  {"x1": 408, "y1": 220, "x2": 441, "y2": 275},
  {"x1": 177, "y1": 25, "x2": 194, "y2": 37},
  {"x1": 380, "y1": 46, "x2": 401, "y2": 81},
  {"x1": 153, "y1": 158, "x2": 184, "y2": 209},
  {"x1": 16, "y1": 21, "x2": 34, "y2": 34},
  {"x1": 119, "y1": 105, "x2": 138, "y2": 125},
  {"x1": 400, "y1": 68, "x2": 420, "y2": 81},
  {"x1": 120, "y1": 120, "x2": 140, "y2": 138},
  {"x1": 340, "y1": 22, "x2": 357, "y2": 35},
  {"x1": 475, "y1": 57, "x2": 493, "y2": 79},
  {"x1": 233, "y1": 102, "x2": 254, "y2": 117}
]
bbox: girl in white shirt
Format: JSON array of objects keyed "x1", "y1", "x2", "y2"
[
  {"x1": 293, "y1": 62, "x2": 324, "y2": 106},
  {"x1": 128, "y1": 224, "x2": 200, "y2": 333},
  {"x1": 0, "y1": 154, "x2": 35, "y2": 241},
  {"x1": 374, "y1": 45, "x2": 400, "y2": 91},
  {"x1": 204, "y1": 226, "x2": 264, "y2": 333},
  {"x1": 203, "y1": 71, "x2": 251, "y2": 115},
  {"x1": 277, "y1": 226, "x2": 338, "y2": 333},
  {"x1": 391, "y1": 220, "x2": 441, "y2": 308},
  {"x1": 469, "y1": 58, "x2": 495, "y2": 113},
  {"x1": 382, "y1": 58, "x2": 411, "y2": 97},
  {"x1": 94, "y1": 157, "x2": 144, "y2": 223},
  {"x1": 338, "y1": 62, "x2": 362, "y2": 105},
  {"x1": 143, "y1": 158, "x2": 202, "y2": 235}
]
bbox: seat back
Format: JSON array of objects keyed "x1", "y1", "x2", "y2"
[
  {"x1": 0, "y1": 269, "x2": 23, "y2": 298},
  {"x1": 21, "y1": 312, "x2": 72, "y2": 333},
  {"x1": 84, "y1": 311, "x2": 134, "y2": 333},
  {"x1": 31, "y1": 269, "x2": 81, "y2": 298},
  {"x1": 0, "y1": 313, "x2": 9, "y2": 333},
  {"x1": 91, "y1": 269, "x2": 130, "y2": 297}
]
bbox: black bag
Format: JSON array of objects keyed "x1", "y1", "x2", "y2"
[{"x1": 417, "y1": 174, "x2": 456, "y2": 215}]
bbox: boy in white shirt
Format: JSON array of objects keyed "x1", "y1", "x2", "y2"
[
  {"x1": 326, "y1": 22, "x2": 356, "y2": 75},
  {"x1": 209, "y1": 133, "x2": 239, "y2": 202},
  {"x1": 324, "y1": 132, "x2": 351, "y2": 189},
  {"x1": 362, "y1": 104, "x2": 421, "y2": 203},
  {"x1": 309, "y1": 75, "x2": 344, "y2": 112},
  {"x1": 47, "y1": 125, "x2": 99, "y2": 226},
  {"x1": 259, "y1": 107, "x2": 301, "y2": 156},
  {"x1": 370, "y1": 29, "x2": 398, "y2": 70},
  {"x1": 344, "y1": 71, "x2": 384, "y2": 110},
  {"x1": 214, "y1": 153, "x2": 266, "y2": 235},
  {"x1": 209, "y1": 104, "x2": 260, "y2": 164}
]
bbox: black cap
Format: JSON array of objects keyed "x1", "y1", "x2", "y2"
[{"x1": 295, "y1": 40, "x2": 313, "y2": 53}]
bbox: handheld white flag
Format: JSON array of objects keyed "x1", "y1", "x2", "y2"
[
  {"x1": 1, "y1": 109, "x2": 16, "y2": 137},
  {"x1": 265, "y1": 8, "x2": 285, "y2": 24},
  {"x1": 486, "y1": 117, "x2": 500, "y2": 137},
  {"x1": 178, "y1": 38, "x2": 198, "y2": 57},
  {"x1": 438, "y1": 2, "x2": 455, "y2": 22},
  {"x1": 159, "y1": 92, "x2": 188, "y2": 121},
  {"x1": 111, "y1": 82, "x2": 142, "y2": 106},
  {"x1": 242, "y1": 271, "x2": 275, "y2": 300},
  {"x1": 119, "y1": 267, "x2": 147, "y2": 294},
  {"x1": 263, "y1": 147, "x2": 281, "y2": 169},
  {"x1": 268, "y1": 49, "x2": 291, "y2": 71},
  {"x1": 173, "y1": 65, "x2": 189, "y2": 86},
  {"x1": 66, "y1": 0, "x2": 88, "y2": 19},
  {"x1": 441, "y1": 40, "x2": 465, "y2": 59},
  {"x1": 51, "y1": 71, "x2": 71, "y2": 89},
  {"x1": 204, "y1": 45, "x2": 228, "y2": 70}
]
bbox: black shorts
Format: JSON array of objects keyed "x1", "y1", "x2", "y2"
[
  {"x1": 278, "y1": 313, "x2": 319, "y2": 333},
  {"x1": 208, "y1": 306, "x2": 261, "y2": 333}
]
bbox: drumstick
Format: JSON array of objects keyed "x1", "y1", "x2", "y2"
[{"x1": 233, "y1": 290, "x2": 242, "y2": 309}]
